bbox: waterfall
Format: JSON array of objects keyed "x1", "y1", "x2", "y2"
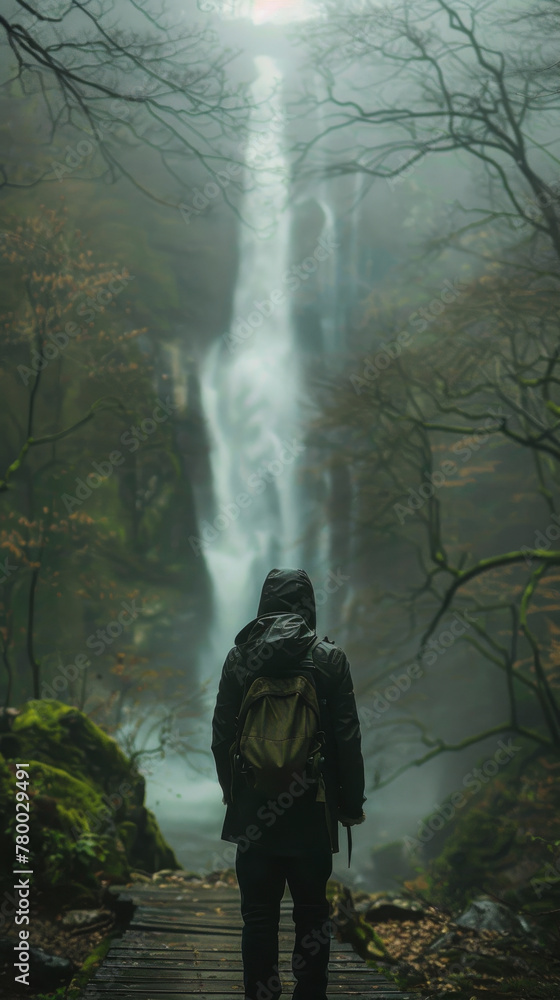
[
  {"x1": 198, "y1": 55, "x2": 302, "y2": 681},
  {"x1": 142, "y1": 38, "x2": 341, "y2": 879}
]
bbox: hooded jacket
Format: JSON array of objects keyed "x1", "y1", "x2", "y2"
[{"x1": 211, "y1": 568, "x2": 366, "y2": 854}]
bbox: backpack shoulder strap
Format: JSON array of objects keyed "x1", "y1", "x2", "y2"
[
  {"x1": 299, "y1": 635, "x2": 322, "y2": 668},
  {"x1": 296, "y1": 636, "x2": 326, "y2": 699}
]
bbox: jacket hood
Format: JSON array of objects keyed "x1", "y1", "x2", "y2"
[
  {"x1": 234, "y1": 568, "x2": 317, "y2": 671},
  {"x1": 234, "y1": 611, "x2": 317, "y2": 673},
  {"x1": 256, "y1": 567, "x2": 316, "y2": 630}
]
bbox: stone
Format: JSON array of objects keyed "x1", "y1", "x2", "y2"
[
  {"x1": 61, "y1": 909, "x2": 109, "y2": 929},
  {"x1": 365, "y1": 899, "x2": 424, "y2": 923},
  {"x1": 0, "y1": 940, "x2": 75, "y2": 987},
  {"x1": 0, "y1": 707, "x2": 19, "y2": 733},
  {"x1": 427, "y1": 931, "x2": 462, "y2": 951},
  {"x1": 30, "y1": 945, "x2": 76, "y2": 986},
  {"x1": 354, "y1": 892, "x2": 424, "y2": 923},
  {"x1": 152, "y1": 868, "x2": 180, "y2": 881},
  {"x1": 456, "y1": 897, "x2": 531, "y2": 935}
]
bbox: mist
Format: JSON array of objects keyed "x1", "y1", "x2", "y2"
[{"x1": 1, "y1": 1, "x2": 560, "y2": 994}]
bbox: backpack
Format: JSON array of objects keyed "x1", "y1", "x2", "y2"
[{"x1": 231, "y1": 637, "x2": 326, "y2": 800}]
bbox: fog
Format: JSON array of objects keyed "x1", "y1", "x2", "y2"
[{"x1": 1, "y1": 0, "x2": 559, "y2": 894}]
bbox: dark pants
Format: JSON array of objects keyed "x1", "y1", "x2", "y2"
[{"x1": 235, "y1": 845, "x2": 333, "y2": 1000}]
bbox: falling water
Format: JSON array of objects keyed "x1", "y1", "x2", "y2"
[
  {"x1": 144, "y1": 45, "x2": 343, "y2": 876},
  {"x1": 198, "y1": 55, "x2": 303, "y2": 680}
]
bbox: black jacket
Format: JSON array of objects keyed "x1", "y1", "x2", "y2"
[{"x1": 211, "y1": 568, "x2": 366, "y2": 854}]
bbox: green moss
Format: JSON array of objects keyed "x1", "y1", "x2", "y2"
[
  {"x1": 352, "y1": 919, "x2": 389, "y2": 961},
  {"x1": 0, "y1": 701, "x2": 180, "y2": 905},
  {"x1": 327, "y1": 880, "x2": 392, "y2": 965},
  {"x1": 67, "y1": 932, "x2": 117, "y2": 999},
  {"x1": 33, "y1": 989, "x2": 69, "y2": 1000},
  {"x1": 128, "y1": 807, "x2": 179, "y2": 872},
  {"x1": 32, "y1": 759, "x2": 107, "y2": 814},
  {"x1": 117, "y1": 820, "x2": 137, "y2": 855},
  {"x1": 9, "y1": 760, "x2": 129, "y2": 894},
  {"x1": 8, "y1": 700, "x2": 143, "y2": 802}
]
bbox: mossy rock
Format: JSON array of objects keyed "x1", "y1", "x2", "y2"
[
  {"x1": 4, "y1": 700, "x2": 144, "y2": 804},
  {"x1": 126, "y1": 806, "x2": 178, "y2": 873},
  {"x1": 0, "y1": 701, "x2": 180, "y2": 906}
]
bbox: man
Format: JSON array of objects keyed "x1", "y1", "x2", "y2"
[{"x1": 211, "y1": 567, "x2": 366, "y2": 1000}]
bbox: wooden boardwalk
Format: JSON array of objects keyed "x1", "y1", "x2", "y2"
[{"x1": 82, "y1": 881, "x2": 418, "y2": 1000}]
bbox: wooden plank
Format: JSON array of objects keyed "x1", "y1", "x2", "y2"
[
  {"x1": 130, "y1": 906, "x2": 244, "y2": 930},
  {"x1": 118, "y1": 904, "x2": 259, "y2": 913},
  {"x1": 130, "y1": 915, "x2": 243, "y2": 929},
  {"x1": 84, "y1": 993, "x2": 415, "y2": 1000},
  {"x1": 116, "y1": 897, "x2": 245, "y2": 907},
  {"x1": 110, "y1": 937, "x2": 356, "y2": 952},
  {"x1": 108, "y1": 894, "x2": 244, "y2": 907},
  {"x1": 94, "y1": 968, "x2": 383, "y2": 982},
  {"x1": 103, "y1": 958, "x2": 368, "y2": 969},
  {"x1": 100, "y1": 964, "x2": 372, "y2": 976},
  {"x1": 98, "y1": 955, "x2": 372, "y2": 971},
  {"x1": 128, "y1": 922, "x2": 242, "y2": 934},
  {"x1": 92, "y1": 979, "x2": 395, "y2": 988},
  {"x1": 127, "y1": 925, "x2": 241, "y2": 934},
  {"x1": 127, "y1": 912, "x2": 241, "y2": 918},
  {"x1": 80, "y1": 884, "x2": 421, "y2": 1000},
  {"x1": 119, "y1": 925, "x2": 352, "y2": 950},
  {"x1": 84, "y1": 989, "x2": 410, "y2": 997},
  {"x1": 108, "y1": 887, "x2": 244, "y2": 897},
  {"x1": 114, "y1": 939, "x2": 354, "y2": 954},
  {"x1": 86, "y1": 990, "x2": 407, "y2": 997}
]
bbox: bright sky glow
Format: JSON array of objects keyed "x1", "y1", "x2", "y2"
[
  {"x1": 251, "y1": 0, "x2": 315, "y2": 22},
  {"x1": 221, "y1": 0, "x2": 317, "y2": 24}
]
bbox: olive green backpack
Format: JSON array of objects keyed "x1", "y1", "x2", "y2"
[{"x1": 231, "y1": 637, "x2": 326, "y2": 800}]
